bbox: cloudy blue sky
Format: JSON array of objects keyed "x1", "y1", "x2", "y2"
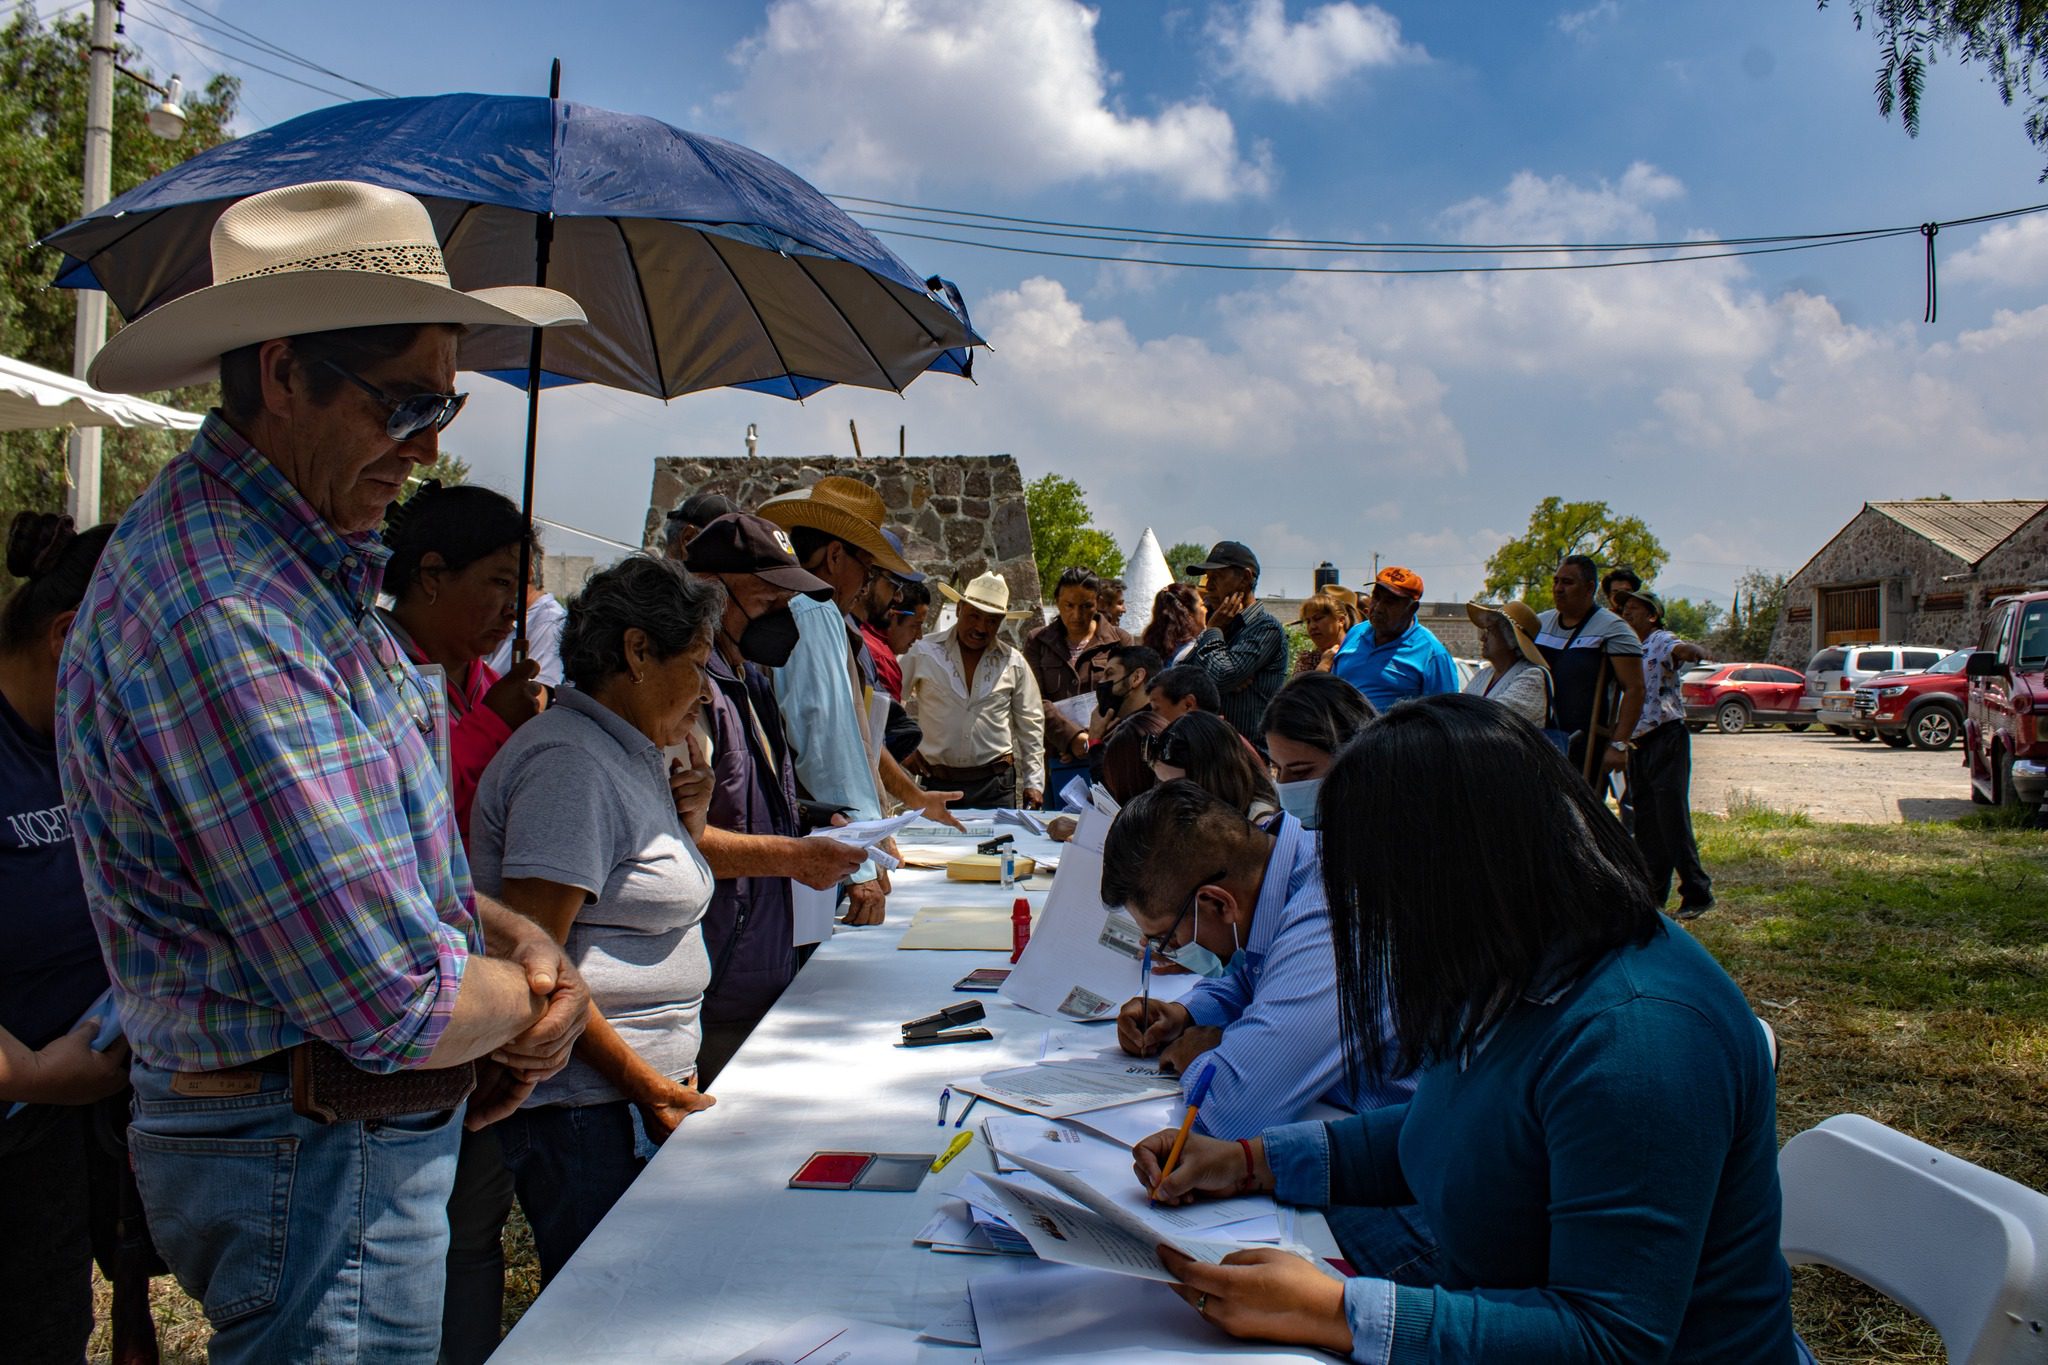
[{"x1": 86, "y1": 0, "x2": 2048, "y2": 600}]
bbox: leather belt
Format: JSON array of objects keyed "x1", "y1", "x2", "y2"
[{"x1": 923, "y1": 756, "x2": 1014, "y2": 783}]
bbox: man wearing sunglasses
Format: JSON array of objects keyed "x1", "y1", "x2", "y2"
[
  {"x1": 56, "y1": 181, "x2": 594, "y2": 1361},
  {"x1": 1100, "y1": 781, "x2": 1413, "y2": 1142}
]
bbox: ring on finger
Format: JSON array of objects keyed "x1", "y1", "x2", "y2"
[{"x1": 1195, "y1": 1293, "x2": 1209, "y2": 1315}]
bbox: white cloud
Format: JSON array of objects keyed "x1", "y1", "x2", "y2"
[
  {"x1": 448, "y1": 164, "x2": 2048, "y2": 603},
  {"x1": 1947, "y1": 214, "x2": 2048, "y2": 288},
  {"x1": 1208, "y1": 0, "x2": 1422, "y2": 103},
  {"x1": 1555, "y1": 1, "x2": 1621, "y2": 39},
  {"x1": 722, "y1": 0, "x2": 1271, "y2": 200}
]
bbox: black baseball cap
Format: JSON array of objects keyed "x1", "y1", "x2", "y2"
[
  {"x1": 683, "y1": 513, "x2": 833, "y2": 598},
  {"x1": 665, "y1": 491, "x2": 739, "y2": 530},
  {"x1": 1184, "y1": 540, "x2": 1260, "y2": 577}
]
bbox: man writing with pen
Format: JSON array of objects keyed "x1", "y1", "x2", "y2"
[
  {"x1": 1102, "y1": 781, "x2": 1411, "y2": 1137},
  {"x1": 1101, "y1": 780, "x2": 1435, "y2": 1284}
]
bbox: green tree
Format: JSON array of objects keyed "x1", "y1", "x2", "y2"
[
  {"x1": 1483, "y1": 498, "x2": 1667, "y2": 612},
  {"x1": 405, "y1": 452, "x2": 472, "y2": 492},
  {"x1": 1820, "y1": 2, "x2": 2048, "y2": 175},
  {"x1": 1023, "y1": 473, "x2": 1123, "y2": 597},
  {"x1": 0, "y1": 10, "x2": 240, "y2": 528},
  {"x1": 1707, "y1": 570, "x2": 1788, "y2": 662},
  {"x1": 1161, "y1": 541, "x2": 1210, "y2": 582},
  {"x1": 1663, "y1": 596, "x2": 1724, "y2": 642}
]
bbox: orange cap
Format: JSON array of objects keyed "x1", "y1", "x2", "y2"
[{"x1": 1376, "y1": 566, "x2": 1424, "y2": 600}]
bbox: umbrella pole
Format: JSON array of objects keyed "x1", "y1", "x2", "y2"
[{"x1": 514, "y1": 58, "x2": 562, "y2": 663}]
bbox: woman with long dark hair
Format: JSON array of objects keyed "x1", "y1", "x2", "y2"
[
  {"x1": 1141, "y1": 582, "x2": 1206, "y2": 666},
  {"x1": 1259, "y1": 673, "x2": 1375, "y2": 829},
  {"x1": 1135, "y1": 693, "x2": 1807, "y2": 1363},
  {"x1": 379, "y1": 481, "x2": 544, "y2": 838},
  {"x1": 1025, "y1": 565, "x2": 1129, "y2": 799},
  {"x1": 1149, "y1": 710, "x2": 1279, "y2": 821}
]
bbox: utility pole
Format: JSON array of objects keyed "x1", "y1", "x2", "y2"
[{"x1": 67, "y1": 0, "x2": 117, "y2": 527}]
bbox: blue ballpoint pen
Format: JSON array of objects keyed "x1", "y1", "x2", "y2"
[
  {"x1": 1140, "y1": 943, "x2": 1152, "y2": 1023},
  {"x1": 938, "y1": 1086, "x2": 951, "y2": 1127}
]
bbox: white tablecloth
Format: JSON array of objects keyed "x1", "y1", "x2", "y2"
[{"x1": 489, "y1": 821, "x2": 1332, "y2": 1362}]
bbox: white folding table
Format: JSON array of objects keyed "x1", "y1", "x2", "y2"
[{"x1": 489, "y1": 822, "x2": 1332, "y2": 1362}]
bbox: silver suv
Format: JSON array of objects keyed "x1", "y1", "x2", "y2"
[{"x1": 1805, "y1": 643, "x2": 1952, "y2": 736}]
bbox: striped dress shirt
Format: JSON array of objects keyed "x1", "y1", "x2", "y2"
[
  {"x1": 1179, "y1": 812, "x2": 1414, "y2": 1138},
  {"x1": 56, "y1": 414, "x2": 475, "y2": 1074}
]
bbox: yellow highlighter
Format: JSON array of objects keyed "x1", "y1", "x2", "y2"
[{"x1": 930, "y1": 1130, "x2": 974, "y2": 1172}]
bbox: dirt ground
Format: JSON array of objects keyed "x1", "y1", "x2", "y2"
[{"x1": 1687, "y1": 727, "x2": 1981, "y2": 824}]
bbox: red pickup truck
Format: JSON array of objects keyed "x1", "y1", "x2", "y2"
[{"x1": 1965, "y1": 591, "x2": 2048, "y2": 808}]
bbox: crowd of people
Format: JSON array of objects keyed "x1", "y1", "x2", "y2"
[{"x1": 1, "y1": 181, "x2": 1792, "y2": 1363}]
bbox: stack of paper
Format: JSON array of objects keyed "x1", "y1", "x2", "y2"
[
  {"x1": 897, "y1": 902, "x2": 1033, "y2": 951},
  {"x1": 970, "y1": 1264, "x2": 1342, "y2": 1362},
  {"x1": 952, "y1": 1061, "x2": 1179, "y2": 1118}
]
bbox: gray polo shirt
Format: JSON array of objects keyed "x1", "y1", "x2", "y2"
[{"x1": 470, "y1": 686, "x2": 713, "y2": 1107}]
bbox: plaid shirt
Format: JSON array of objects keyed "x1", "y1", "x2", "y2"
[{"x1": 56, "y1": 414, "x2": 475, "y2": 1073}]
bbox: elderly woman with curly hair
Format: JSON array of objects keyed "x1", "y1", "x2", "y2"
[{"x1": 445, "y1": 556, "x2": 724, "y2": 1356}]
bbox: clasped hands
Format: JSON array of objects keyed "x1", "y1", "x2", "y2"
[
  {"x1": 1116, "y1": 997, "x2": 1223, "y2": 1077},
  {"x1": 1131, "y1": 1131, "x2": 1352, "y2": 1355},
  {"x1": 468, "y1": 924, "x2": 592, "y2": 1130}
]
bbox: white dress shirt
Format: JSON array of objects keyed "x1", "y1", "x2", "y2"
[{"x1": 899, "y1": 627, "x2": 1046, "y2": 793}]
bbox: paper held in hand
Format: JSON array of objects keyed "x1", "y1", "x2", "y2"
[{"x1": 977, "y1": 1152, "x2": 1299, "y2": 1285}]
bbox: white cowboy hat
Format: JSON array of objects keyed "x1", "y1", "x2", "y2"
[
  {"x1": 938, "y1": 570, "x2": 1029, "y2": 619},
  {"x1": 88, "y1": 180, "x2": 586, "y2": 394}
]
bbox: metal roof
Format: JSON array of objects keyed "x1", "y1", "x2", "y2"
[{"x1": 1868, "y1": 500, "x2": 2048, "y2": 567}]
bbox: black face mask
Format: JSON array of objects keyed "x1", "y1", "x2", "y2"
[{"x1": 730, "y1": 599, "x2": 802, "y2": 668}]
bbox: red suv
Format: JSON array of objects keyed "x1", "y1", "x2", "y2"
[
  {"x1": 1852, "y1": 649, "x2": 1969, "y2": 750},
  {"x1": 1681, "y1": 663, "x2": 1811, "y2": 734},
  {"x1": 1965, "y1": 592, "x2": 2048, "y2": 808}
]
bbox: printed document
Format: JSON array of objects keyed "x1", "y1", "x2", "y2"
[{"x1": 953, "y1": 1062, "x2": 1178, "y2": 1118}]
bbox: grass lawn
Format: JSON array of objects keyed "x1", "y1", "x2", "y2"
[{"x1": 94, "y1": 807, "x2": 2046, "y2": 1364}]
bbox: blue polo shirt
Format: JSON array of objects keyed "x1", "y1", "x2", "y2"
[{"x1": 1331, "y1": 619, "x2": 1460, "y2": 711}]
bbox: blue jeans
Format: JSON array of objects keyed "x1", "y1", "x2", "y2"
[
  {"x1": 128, "y1": 1061, "x2": 463, "y2": 1365},
  {"x1": 495, "y1": 1101, "x2": 646, "y2": 1281}
]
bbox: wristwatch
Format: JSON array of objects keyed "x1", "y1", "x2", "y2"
[{"x1": 1608, "y1": 740, "x2": 1633, "y2": 752}]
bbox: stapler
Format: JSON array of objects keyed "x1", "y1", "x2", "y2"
[
  {"x1": 900, "y1": 1000, "x2": 992, "y2": 1047},
  {"x1": 975, "y1": 833, "x2": 1015, "y2": 856}
]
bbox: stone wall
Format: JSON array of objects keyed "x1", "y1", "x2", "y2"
[
  {"x1": 645, "y1": 454, "x2": 1041, "y2": 621},
  {"x1": 1767, "y1": 505, "x2": 2048, "y2": 664}
]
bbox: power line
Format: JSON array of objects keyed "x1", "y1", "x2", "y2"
[
  {"x1": 122, "y1": 11, "x2": 360, "y2": 104},
  {"x1": 847, "y1": 207, "x2": 1915, "y2": 257},
  {"x1": 835, "y1": 191, "x2": 2048, "y2": 277},
  {"x1": 152, "y1": 0, "x2": 395, "y2": 98},
  {"x1": 862, "y1": 224, "x2": 1920, "y2": 275}
]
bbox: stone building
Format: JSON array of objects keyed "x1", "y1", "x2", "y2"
[
  {"x1": 1768, "y1": 500, "x2": 2048, "y2": 664},
  {"x1": 644, "y1": 453, "x2": 1041, "y2": 620}
]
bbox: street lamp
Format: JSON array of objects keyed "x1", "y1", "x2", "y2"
[{"x1": 68, "y1": 0, "x2": 186, "y2": 527}]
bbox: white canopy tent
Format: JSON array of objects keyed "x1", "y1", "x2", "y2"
[
  {"x1": 0, "y1": 353, "x2": 202, "y2": 433},
  {"x1": 1119, "y1": 526, "x2": 1173, "y2": 636}
]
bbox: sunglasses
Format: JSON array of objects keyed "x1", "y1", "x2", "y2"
[{"x1": 321, "y1": 360, "x2": 468, "y2": 442}]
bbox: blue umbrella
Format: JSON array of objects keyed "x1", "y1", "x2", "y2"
[
  {"x1": 47, "y1": 78, "x2": 983, "y2": 647},
  {"x1": 46, "y1": 88, "x2": 981, "y2": 399}
]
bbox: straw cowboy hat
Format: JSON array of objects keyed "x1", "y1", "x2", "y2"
[
  {"x1": 88, "y1": 180, "x2": 586, "y2": 395},
  {"x1": 1466, "y1": 599, "x2": 1549, "y2": 671},
  {"x1": 757, "y1": 475, "x2": 914, "y2": 576},
  {"x1": 938, "y1": 570, "x2": 1029, "y2": 619}
]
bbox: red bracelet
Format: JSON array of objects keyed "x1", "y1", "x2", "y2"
[{"x1": 1237, "y1": 1138, "x2": 1257, "y2": 1193}]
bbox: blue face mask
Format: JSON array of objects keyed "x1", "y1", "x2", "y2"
[
  {"x1": 1275, "y1": 777, "x2": 1322, "y2": 829},
  {"x1": 1165, "y1": 898, "x2": 1239, "y2": 978}
]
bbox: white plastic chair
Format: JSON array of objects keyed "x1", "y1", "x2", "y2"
[{"x1": 1779, "y1": 1113, "x2": 2048, "y2": 1364}]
